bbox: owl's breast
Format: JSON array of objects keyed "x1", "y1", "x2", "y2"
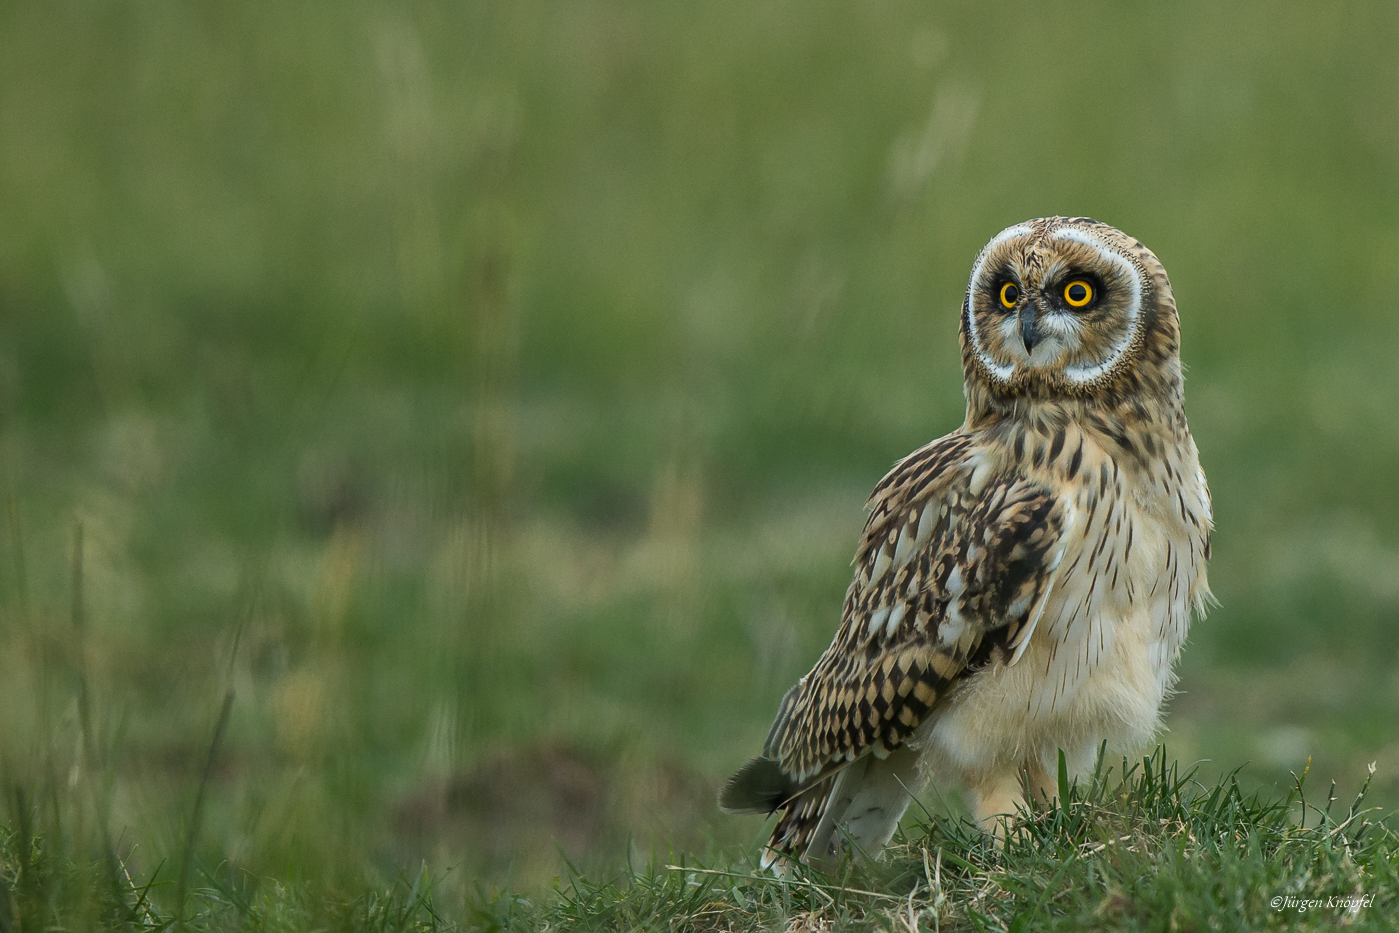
[
  {"x1": 1031, "y1": 454, "x2": 1207, "y2": 705},
  {"x1": 918, "y1": 449, "x2": 1209, "y2": 773}
]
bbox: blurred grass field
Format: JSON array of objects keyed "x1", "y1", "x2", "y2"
[{"x1": 2, "y1": 0, "x2": 1399, "y2": 912}]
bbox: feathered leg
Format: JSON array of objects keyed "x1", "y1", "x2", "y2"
[
  {"x1": 1023, "y1": 759, "x2": 1058, "y2": 810},
  {"x1": 967, "y1": 770, "x2": 1025, "y2": 837}
]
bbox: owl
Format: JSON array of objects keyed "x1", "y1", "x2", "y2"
[{"x1": 719, "y1": 217, "x2": 1212, "y2": 870}]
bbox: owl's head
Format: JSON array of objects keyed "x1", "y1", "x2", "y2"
[{"x1": 960, "y1": 217, "x2": 1180, "y2": 404}]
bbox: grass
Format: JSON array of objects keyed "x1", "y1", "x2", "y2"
[
  {"x1": 3, "y1": 749, "x2": 1394, "y2": 930},
  {"x1": 3, "y1": 0, "x2": 1399, "y2": 928}
]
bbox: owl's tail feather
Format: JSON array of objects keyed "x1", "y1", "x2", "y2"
[
  {"x1": 761, "y1": 775, "x2": 839, "y2": 872},
  {"x1": 717, "y1": 756, "x2": 794, "y2": 815}
]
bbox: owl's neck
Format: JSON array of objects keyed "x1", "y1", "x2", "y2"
[{"x1": 961, "y1": 370, "x2": 1189, "y2": 469}]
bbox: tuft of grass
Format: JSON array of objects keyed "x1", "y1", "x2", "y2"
[{"x1": 467, "y1": 748, "x2": 1397, "y2": 932}]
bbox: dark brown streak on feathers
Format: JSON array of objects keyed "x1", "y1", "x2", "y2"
[{"x1": 1067, "y1": 440, "x2": 1083, "y2": 479}]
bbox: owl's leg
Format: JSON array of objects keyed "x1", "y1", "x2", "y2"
[
  {"x1": 1023, "y1": 759, "x2": 1058, "y2": 810},
  {"x1": 967, "y1": 771, "x2": 1025, "y2": 837}
]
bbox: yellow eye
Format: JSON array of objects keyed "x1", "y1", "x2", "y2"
[
  {"x1": 999, "y1": 282, "x2": 1020, "y2": 309},
  {"x1": 1064, "y1": 279, "x2": 1093, "y2": 308}
]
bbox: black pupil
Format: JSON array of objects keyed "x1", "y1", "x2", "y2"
[
  {"x1": 1068, "y1": 283, "x2": 1088, "y2": 303},
  {"x1": 1004, "y1": 285, "x2": 1018, "y2": 303}
]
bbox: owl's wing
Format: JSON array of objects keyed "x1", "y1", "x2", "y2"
[{"x1": 718, "y1": 432, "x2": 1071, "y2": 864}]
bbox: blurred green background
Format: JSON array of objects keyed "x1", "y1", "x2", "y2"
[{"x1": 2, "y1": 0, "x2": 1398, "y2": 905}]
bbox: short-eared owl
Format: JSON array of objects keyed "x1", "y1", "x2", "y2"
[{"x1": 719, "y1": 217, "x2": 1212, "y2": 869}]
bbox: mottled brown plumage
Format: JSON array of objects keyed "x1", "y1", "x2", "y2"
[{"x1": 719, "y1": 218, "x2": 1212, "y2": 871}]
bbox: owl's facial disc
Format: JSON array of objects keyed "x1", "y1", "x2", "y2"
[{"x1": 964, "y1": 222, "x2": 1145, "y2": 389}]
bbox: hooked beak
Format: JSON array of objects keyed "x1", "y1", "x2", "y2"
[{"x1": 1019, "y1": 305, "x2": 1041, "y2": 355}]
